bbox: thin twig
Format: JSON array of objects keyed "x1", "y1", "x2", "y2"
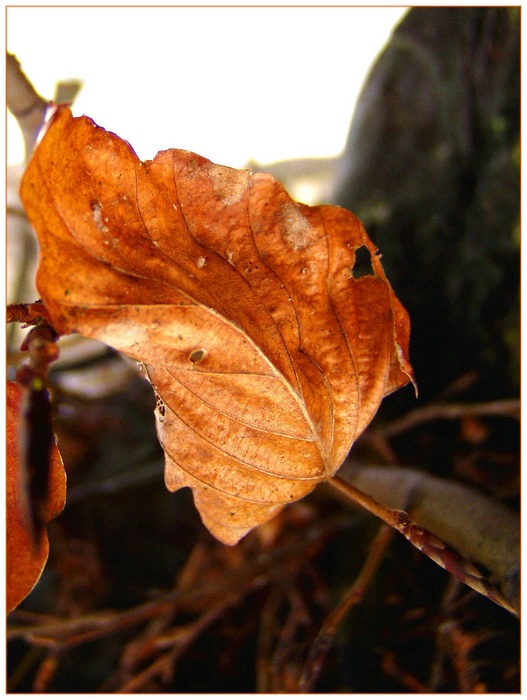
[
  {"x1": 298, "y1": 523, "x2": 394, "y2": 692},
  {"x1": 269, "y1": 588, "x2": 309, "y2": 692},
  {"x1": 32, "y1": 650, "x2": 62, "y2": 692},
  {"x1": 380, "y1": 650, "x2": 430, "y2": 692},
  {"x1": 372, "y1": 399, "x2": 520, "y2": 439},
  {"x1": 256, "y1": 588, "x2": 283, "y2": 693},
  {"x1": 116, "y1": 593, "x2": 239, "y2": 693}
]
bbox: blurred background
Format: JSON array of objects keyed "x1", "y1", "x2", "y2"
[
  {"x1": 7, "y1": 6, "x2": 407, "y2": 168},
  {"x1": 7, "y1": 6, "x2": 520, "y2": 693}
]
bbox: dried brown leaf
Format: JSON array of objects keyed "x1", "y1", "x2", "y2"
[
  {"x1": 6, "y1": 381, "x2": 66, "y2": 612},
  {"x1": 20, "y1": 106, "x2": 413, "y2": 544}
]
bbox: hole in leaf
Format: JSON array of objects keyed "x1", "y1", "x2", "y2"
[
  {"x1": 189, "y1": 348, "x2": 206, "y2": 363},
  {"x1": 352, "y1": 245, "x2": 375, "y2": 278}
]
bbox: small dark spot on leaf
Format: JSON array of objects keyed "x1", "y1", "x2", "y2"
[
  {"x1": 352, "y1": 245, "x2": 375, "y2": 278},
  {"x1": 189, "y1": 348, "x2": 206, "y2": 363}
]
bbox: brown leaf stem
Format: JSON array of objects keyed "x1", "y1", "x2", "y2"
[
  {"x1": 335, "y1": 464, "x2": 520, "y2": 611},
  {"x1": 7, "y1": 302, "x2": 52, "y2": 328}
]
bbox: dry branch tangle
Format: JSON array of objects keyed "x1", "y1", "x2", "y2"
[{"x1": 21, "y1": 106, "x2": 414, "y2": 544}]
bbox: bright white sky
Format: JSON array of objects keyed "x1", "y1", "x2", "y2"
[{"x1": 7, "y1": 6, "x2": 407, "y2": 168}]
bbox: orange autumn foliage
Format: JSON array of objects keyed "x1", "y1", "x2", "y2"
[
  {"x1": 20, "y1": 106, "x2": 413, "y2": 544},
  {"x1": 6, "y1": 382, "x2": 66, "y2": 612}
]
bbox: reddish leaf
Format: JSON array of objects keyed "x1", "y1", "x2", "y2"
[
  {"x1": 6, "y1": 382, "x2": 66, "y2": 612},
  {"x1": 20, "y1": 106, "x2": 414, "y2": 544}
]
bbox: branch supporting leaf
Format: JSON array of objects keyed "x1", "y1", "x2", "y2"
[{"x1": 329, "y1": 473, "x2": 518, "y2": 616}]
